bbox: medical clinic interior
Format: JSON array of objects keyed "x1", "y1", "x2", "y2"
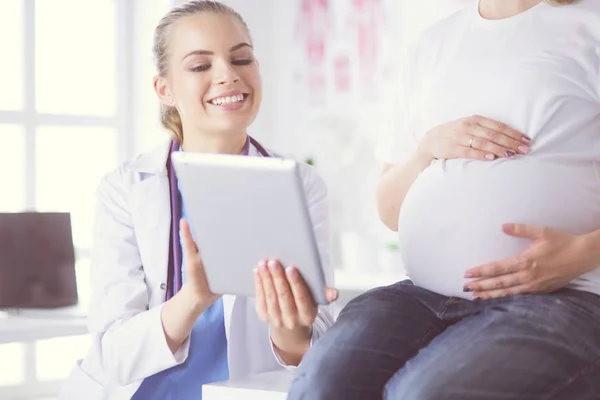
[{"x1": 3, "y1": 0, "x2": 600, "y2": 399}]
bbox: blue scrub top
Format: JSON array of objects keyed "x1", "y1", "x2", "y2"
[{"x1": 132, "y1": 172, "x2": 229, "y2": 399}]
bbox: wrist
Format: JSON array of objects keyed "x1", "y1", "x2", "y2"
[
  {"x1": 581, "y1": 230, "x2": 600, "y2": 267},
  {"x1": 413, "y1": 148, "x2": 435, "y2": 170},
  {"x1": 270, "y1": 325, "x2": 312, "y2": 358},
  {"x1": 179, "y1": 284, "x2": 212, "y2": 316}
]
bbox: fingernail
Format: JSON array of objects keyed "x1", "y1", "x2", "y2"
[
  {"x1": 268, "y1": 259, "x2": 278, "y2": 270},
  {"x1": 463, "y1": 286, "x2": 472, "y2": 293},
  {"x1": 485, "y1": 153, "x2": 495, "y2": 161},
  {"x1": 505, "y1": 150, "x2": 516, "y2": 158},
  {"x1": 258, "y1": 260, "x2": 267, "y2": 271},
  {"x1": 285, "y1": 266, "x2": 296, "y2": 278},
  {"x1": 522, "y1": 135, "x2": 532, "y2": 143},
  {"x1": 464, "y1": 272, "x2": 473, "y2": 278},
  {"x1": 332, "y1": 289, "x2": 339, "y2": 301},
  {"x1": 517, "y1": 145, "x2": 529, "y2": 154},
  {"x1": 253, "y1": 267, "x2": 259, "y2": 275}
]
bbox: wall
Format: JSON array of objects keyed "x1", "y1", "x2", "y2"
[{"x1": 268, "y1": 0, "x2": 403, "y2": 272}]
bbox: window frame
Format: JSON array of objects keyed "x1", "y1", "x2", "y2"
[{"x1": 0, "y1": 0, "x2": 136, "y2": 258}]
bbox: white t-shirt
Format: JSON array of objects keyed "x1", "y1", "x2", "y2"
[{"x1": 377, "y1": 0, "x2": 600, "y2": 299}]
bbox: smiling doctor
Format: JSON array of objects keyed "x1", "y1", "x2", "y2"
[{"x1": 59, "y1": 2, "x2": 337, "y2": 399}]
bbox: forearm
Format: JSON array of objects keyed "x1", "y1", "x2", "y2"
[
  {"x1": 270, "y1": 325, "x2": 312, "y2": 366},
  {"x1": 161, "y1": 284, "x2": 210, "y2": 354},
  {"x1": 376, "y1": 151, "x2": 434, "y2": 231}
]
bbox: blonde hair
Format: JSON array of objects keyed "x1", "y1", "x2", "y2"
[{"x1": 153, "y1": 1, "x2": 251, "y2": 143}]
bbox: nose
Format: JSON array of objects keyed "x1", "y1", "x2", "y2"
[{"x1": 213, "y1": 60, "x2": 240, "y2": 85}]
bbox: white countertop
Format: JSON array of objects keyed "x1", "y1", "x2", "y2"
[
  {"x1": 203, "y1": 370, "x2": 294, "y2": 400},
  {"x1": 0, "y1": 305, "x2": 88, "y2": 344}
]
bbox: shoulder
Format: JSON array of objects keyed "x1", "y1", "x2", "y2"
[
  {"x1": 402, "y1": 5, "x2": 473, "y2": 74},
  {"x1": 297, "y1": 161, "x2": 328, "y2": 202},
  {"x1": 266, "y1": 149, "x2": 328, "y2": 203},
  {"x1": 414, "y1": 6, "x2": 472, "y2": 49},
  {"x1": 570, "y1": 0, "x2": 600, "y2": 13},
  {"x1": 540, "y1": 0, "x2": 600, "y2": 23},
  {"x1": 97, "y1": 140, "x2": 171, "y2": 199},
  {"x1": 571, "y1": 0, "x2": 600, "y2": 31}
]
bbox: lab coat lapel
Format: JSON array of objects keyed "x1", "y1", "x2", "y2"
[{"x1": 128, "y1": 141, "x2": 172, "y2": 305}]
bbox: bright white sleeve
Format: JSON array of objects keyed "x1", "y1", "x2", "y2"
[
  {"x1": 86, "y1": 168, "x2": 190, "y2": 386},
  {"x1": 375, "y1": 46, "x2": 420, "y2": 165}
]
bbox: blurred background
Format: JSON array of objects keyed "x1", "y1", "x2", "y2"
[{"x1": 0, "y1": 0, "x2": 471, "y2": 398}]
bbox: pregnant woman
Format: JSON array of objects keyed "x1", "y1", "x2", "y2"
[{"x1": 287, "y1": 0, "x2": 600, "y2": 399}]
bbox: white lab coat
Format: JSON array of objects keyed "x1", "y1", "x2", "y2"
[{"x1": 59, "y1": 140, "x2": 334, "y2": 400}]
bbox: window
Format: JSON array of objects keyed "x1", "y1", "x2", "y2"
[
  {"x1": 0, "y1": 1, "x2": 135, "y2": 394},
  {"x1": 35, "y1": 1, "x2": 117, "y2": 117},
  {"x1": 0, "y1": 125, "x2": 26, "y2": 212},
  {"x1": 0, "y1": 0, "x2": 133, "y2": 252}
]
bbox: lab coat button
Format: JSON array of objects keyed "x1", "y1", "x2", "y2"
[{"x1": 160, "y1": 283, "x2": 167, "y2": 290}]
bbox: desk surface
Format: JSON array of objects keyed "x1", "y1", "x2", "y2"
[
  {"x1": 0, "y1": 306, "x2": 88, "y2": 344},
  {"x1": 203, "y1": 370, "x2": 294, "y2": 400}
]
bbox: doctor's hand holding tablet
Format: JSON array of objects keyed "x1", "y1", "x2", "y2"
[
  {"x1": 173, "y1": 150, "x2": 339, "y2": 363},
  {"x1": 179, "y1": 216, "x2": 338, "y2": 328}
]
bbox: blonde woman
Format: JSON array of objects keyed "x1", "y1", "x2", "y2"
[
  {"x1": 289, "y1": 0, "x2": 600, "y2": 398},
  {"x1": 59, "y1": 2, "x2": 337, "y2": 399}
]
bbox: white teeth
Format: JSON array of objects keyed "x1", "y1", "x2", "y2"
[{"x1": 211, "y1": 94, "x2": 244, "y2": 105}]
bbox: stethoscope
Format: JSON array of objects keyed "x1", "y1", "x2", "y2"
[{"x1": 165, "y1": 136, "x2": 271, "y2": 300}]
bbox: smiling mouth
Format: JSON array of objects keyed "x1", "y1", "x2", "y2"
[{"x1": 208, "y1": 93, "x2": 248, "y2": 106}]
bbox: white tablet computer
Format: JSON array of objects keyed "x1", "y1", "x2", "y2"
[{"x1": 171, "y1": 152, "x2": 329, "y2": 305}]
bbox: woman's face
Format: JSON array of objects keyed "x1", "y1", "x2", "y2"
[{"x1": 158, "y1": 12, "x2": 262, "y2": 135}]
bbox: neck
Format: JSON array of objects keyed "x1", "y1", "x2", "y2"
[
  {"x1": 181, "y1": 131, "x2": 247, "y2": 155},
  {"x1": 479, "y1": 0, "x2": 542, "y2": 19}
]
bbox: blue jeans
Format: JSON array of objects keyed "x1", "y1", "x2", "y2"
[{"x1": 287, "y1": 280, "x2": 600, "y2": 400}]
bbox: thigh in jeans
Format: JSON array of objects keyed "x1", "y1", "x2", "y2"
[
  {"x1": 287, "y1": 280, "x2": 450, "y2": 400},
  {"x1": 384, "y1": 289, "x2": 600, "y2": 400}
]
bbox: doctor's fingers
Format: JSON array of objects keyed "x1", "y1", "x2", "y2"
[
  {"x1": 325, "y1": 287, "x2": 339, "y2": 303},
  {"x1": 267, "y1": 260, "x2": 300, "y2": 329},
  {"x1": 179, "y1": 219, "x2": 200, "y2": 258},
  {"x1": 287, "y1": 267, "x2": 318, "y2": 326},
  {"x1": 258, "y1": 260, "x2": 284, "y2": 327},
  {"x1": 253, "y1": 267, "x2": 268, "y2": 322}
]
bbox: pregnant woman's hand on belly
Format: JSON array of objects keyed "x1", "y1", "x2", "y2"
[
  {"x1": 254, "y1": 259, "x2": 338, "y2": 366},
  {"x1": 419, "y1": 115, "x2": 531, "y2": 161},
  {"x1": 463, "y1": 224, "x2": 600, "y2": 299}
]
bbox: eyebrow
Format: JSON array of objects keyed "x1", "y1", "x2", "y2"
[{"x1": 182, "y1": 42, "x2": 253, "y2": 61}]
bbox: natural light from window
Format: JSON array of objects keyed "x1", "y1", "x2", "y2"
[
  {"x1": 0, "y1": 1, "x2": 24, "y2": 111},
  {"x1": 35, "y1": 0, "x2": 117, "y2": 116}
]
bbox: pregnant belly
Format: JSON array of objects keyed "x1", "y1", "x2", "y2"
[{"x1": 397, "y1": 158, "x2": 600, "y2": 299}]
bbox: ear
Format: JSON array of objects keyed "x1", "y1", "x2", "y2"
[{"x1": 153, "y1": 75, "x2": 174, "y2": 107}]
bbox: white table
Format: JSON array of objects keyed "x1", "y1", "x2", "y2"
[
  {"x1": 203, "y1": 370, "x2": 293, "y2": 400},
  {"x1": 0, "y1": 307, "x2": 89, "y2": 399},
  {"x1": 0, "y1": 307, "x2": 88, "y2": 344}
]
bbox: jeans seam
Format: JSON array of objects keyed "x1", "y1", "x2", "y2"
[
  {"x1": 417, "y1": 321, "x2": 445, "y2": 349},
  {"x1": 543, "y1": 357, "x2": 600, "y2": 400},
  {"x1": 438, "y1": 297, "x2": 455, "y2": 319},
  {"x1": 383, "y1": 322, "x2": 446, "y2": 399}
]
